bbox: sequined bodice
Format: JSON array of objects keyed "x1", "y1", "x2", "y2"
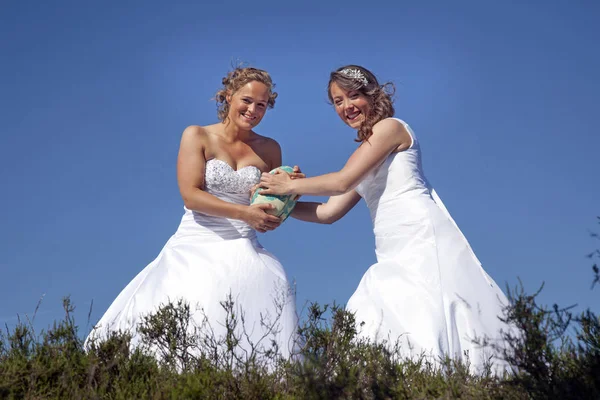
[
  {"x1": 176, "y1": 159, "x2": 262, "y2": 240},
  {"x1": 204, "y1": 159, "x2": 261, "y2": 194}
]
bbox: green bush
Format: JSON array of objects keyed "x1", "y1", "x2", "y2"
[
  {"x1": 0, "y1": 296, "x2": 523, "y2": 399},
  {"x1": 1, "y1": 289, "x2": 598, "y2": 399},
  {"x1": 1, "y1": 219, "x2": 598, "y2": 399}
]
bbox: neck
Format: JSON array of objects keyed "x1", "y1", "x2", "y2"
[{"x1": 221, "y1": 119, "x2": 252, "y2": 142}]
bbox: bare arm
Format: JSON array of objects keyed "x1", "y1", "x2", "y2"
[
  {"x1": 291, "y1": 190, "x2": 361, "y2": 224},
  {"x1": 177, "y1": 126, "x2": 243, "y2": 218},
  {"x1": 260, "y1": 118, "x2": 411, "y2": 196},
  {"x1": 269, "y1": 139, "x2": 283, "y2": 171},
  {"x1": 177, "y1": 125, "x2": 280, "y2": 232}
]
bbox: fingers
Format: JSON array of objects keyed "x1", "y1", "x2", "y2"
[
  {"x1": 249, "y1": 183, "x2": 261, "y2": 198},
  {"x1": 291, "y1": 165, "x2": 305, "y2": 179},
  {"x1": 248, "y1": 203, "x2": 283, "y2": 233},
  {"x1": 263, "y1": 222, "x2": 280, "y2": 230},
  {"x1": 260, "y1": 174, "x2": 271, "y2": 185},
  {"x1": 259, "y1": 171, "x2": 291, "y2": 195},
  {"x1": 265, "y1": 214, "x2": 281, "y2": 223},
  {"x1": 290, "y1": 172, "x2": 305, "y2": 179},
  {"x1": 262, "y1": 170, "x2": 293, "y2": 182},
  {"x1": 254, "y1": 218, "x2": 281, "y2": 233},
  {"x1": 262, "y1": 170, "x2": 287, "y2": 179},
  {"x1": 254, "y1": 204, "x2": 281, "y2": 222},
  {"x1": 261, "y1": 172, "x2": 273, "y2": 181}
]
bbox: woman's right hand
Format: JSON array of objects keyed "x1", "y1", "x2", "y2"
[{"x1": 242, "y1": 204, "x2": 282, "y2": 233}]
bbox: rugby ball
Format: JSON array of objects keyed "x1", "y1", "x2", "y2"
[{"x1": 251, "y1": 166, "x2": 298, "y2": 222}]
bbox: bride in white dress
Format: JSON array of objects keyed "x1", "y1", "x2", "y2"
[
  {"x1": 87, "y1": 67, "x2": 298, "y2": 360},
  {"x1": 259, "y1": 65, "x2": 513, "y2": 374}
]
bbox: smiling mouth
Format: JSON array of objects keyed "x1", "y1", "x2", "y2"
[
  {"x1": 346, "y1": 111, "x2": 361, "y2": 121},
  {"x1": 241, "y1": 113, "x2": 256, "y2": 122}
]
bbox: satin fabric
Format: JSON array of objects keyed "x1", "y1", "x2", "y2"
[
  {"x1": 350, "y1": 119, "x2": 512, "y2": 374},
  {"x1": 87, "y1": 159, "x2": 298, "y2": 360}
]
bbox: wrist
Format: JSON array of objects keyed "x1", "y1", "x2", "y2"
[
  {"x1": 288, "y1": 179, "x2": 298, "y2": 195},
  {"x1": 233, "y1": 204, "x2": 248, "y2": 221}
]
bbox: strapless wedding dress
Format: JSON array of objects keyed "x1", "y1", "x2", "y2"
[{"x1": 87, "y1": 159, "x2": 297, "y2": 359}]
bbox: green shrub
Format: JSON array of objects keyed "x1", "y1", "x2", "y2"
[{"x1": 1, "y1": 218, "x2": 598, "y2": 399}]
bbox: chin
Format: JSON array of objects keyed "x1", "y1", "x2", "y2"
[
  {"x1": 238, "y1": 117, "x2": 256, "y2": 128},
  {"x1": 348, "y1": 120, "x2": 363, "y2": 129},
  {"x1": 344, "y1": 115, "x2": 365, "y2": 129}
]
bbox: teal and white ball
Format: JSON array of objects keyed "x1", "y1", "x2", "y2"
[{"x1": 251, "y1": 166, "x2": 298, "y2": 222}]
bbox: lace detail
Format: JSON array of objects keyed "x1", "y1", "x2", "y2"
[{"x1": 205, "y1": 159, "x2": 261, "y2": 194}]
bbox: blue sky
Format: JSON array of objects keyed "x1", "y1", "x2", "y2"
[{"x1": 1, "y1": 1, "x2": 598, "y2": 335}]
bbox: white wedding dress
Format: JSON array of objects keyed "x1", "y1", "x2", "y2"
[
  {"x1": 87, "y1": 159, "x2": 297, "y2": 359},
  {"x1": 349, "y1": 118, "x2": 512, "y2": 374}
]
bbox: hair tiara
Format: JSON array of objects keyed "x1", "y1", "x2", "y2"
[{"x1": 339, "y1": 68, "x2": 369, "y2": 86}]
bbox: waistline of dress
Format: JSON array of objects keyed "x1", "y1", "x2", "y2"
[{"x1": 174, "y1": 207, "x2": 257, "y2": 241}]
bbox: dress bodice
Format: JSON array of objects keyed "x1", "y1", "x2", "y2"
[
  {"x1": 177, "y1": 159, "x2": 261, "y2": 240},
  {"x1": 204, "y1": 159, "x2": 261, "y2": 197},
  {"x1": 355, "y1": 119, "x2": 433, "y2": 237}
]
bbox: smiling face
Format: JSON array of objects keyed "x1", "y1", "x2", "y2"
[
  {"x1": 329, "y1": 81, "x2": 371, "y2": 129},
  {"x1": 226, "y1": 81, "x2": 270, "y2": 129}
]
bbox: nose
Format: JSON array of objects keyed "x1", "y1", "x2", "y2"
[
  {"x1": 343, "y1": 98, "x2": 354, "y2": 110},
  {"x1": 247, "y1": 103, "x2": 256, "y2": 114}
]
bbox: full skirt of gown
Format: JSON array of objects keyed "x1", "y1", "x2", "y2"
[
  {"x1": 349, "y1": 119, "x2": 514, "y2": 375},
  {"x1": 86, "y1": 159, "x2": 298, "y2": 361}
]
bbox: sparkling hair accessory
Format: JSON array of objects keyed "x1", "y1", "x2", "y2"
[{"x1": 339, "y1": 68, "x2": 369, "y2": 86}]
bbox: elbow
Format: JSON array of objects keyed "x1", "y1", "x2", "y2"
[
  {"x1": 324, "y1": 214, "x2": 343, "y2": 225},
  {"x1": 180, "y1": 190, "x2": 196, "y2": 210},
  {"x1": 320, "y1": 215, "x2": 334, "y2": 225},
  {"x1": 334, "y1": 174, "x2": 355, "y2": 195},
  {"x1": 322, "y1": 217, "x2": 336, "y2": 225},
  {"x1": 319, "y1": 209, "x2": 340, "y2": 225},
  {"x1": 336, "y1": 185, "x2": 351, "y2": 196},
  {"x1": 182, "y1": 198, "x2": 193, "y2": 210},
  {"x1": 333, "y1": 181, "x2": 351, "y2": 196}
]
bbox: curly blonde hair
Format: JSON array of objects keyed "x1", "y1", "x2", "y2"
[
  {"x1": 327, "y1": 65, "x2": 395, "y2": 142},
  {"x1": 215, "y1": 67, "x2": 278, "y2": 122}
]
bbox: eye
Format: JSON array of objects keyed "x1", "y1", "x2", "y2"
[
  {"x1": 242, "y1": 98, "x2": 251, "y2": 104},
  {"x1": 257, "y1": 103, "x2": 266, "y2": 109},
  {"x1": 350, "y1": 93, "x2": 360, "y2": 99}
]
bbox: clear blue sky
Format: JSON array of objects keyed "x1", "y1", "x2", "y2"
[{"x1": 1, "y1": 1, "x2": 598, "y2": 335}]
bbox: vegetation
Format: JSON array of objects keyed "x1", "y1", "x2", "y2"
[{"x1": 1, "y1": 219, "x2": 598, "y2": 399}]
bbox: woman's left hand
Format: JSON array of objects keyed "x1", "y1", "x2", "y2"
[{"x1": 260, "y1": 168, "x2": 295, "y2": 195}]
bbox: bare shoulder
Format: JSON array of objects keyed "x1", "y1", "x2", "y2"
[
  {"x1": 182, "y1": 124, "x2": 209, "y2": 139},
  {"x1": 252, "y1": 133, "x2": 282, "y2": 169},
  {"x1": 372, "y1": 118, "x2": 412, "y2": 149},
  {"x1": 262, "y1": 135, "x2": 282, "y2": 152},
  {"x1": 252, "y1": 133, "x2": 281, "y2": 153},
  {"x1": 180, "y1": 125, "x2": 211, "y2": 147},
  {"x1": 372, "y1": 118, "x2": 408, "y2": 135}
]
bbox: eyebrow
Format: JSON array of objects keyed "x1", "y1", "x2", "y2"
[{"x1": 242, "y1": 95, "x2": 268, "y2": 103}]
